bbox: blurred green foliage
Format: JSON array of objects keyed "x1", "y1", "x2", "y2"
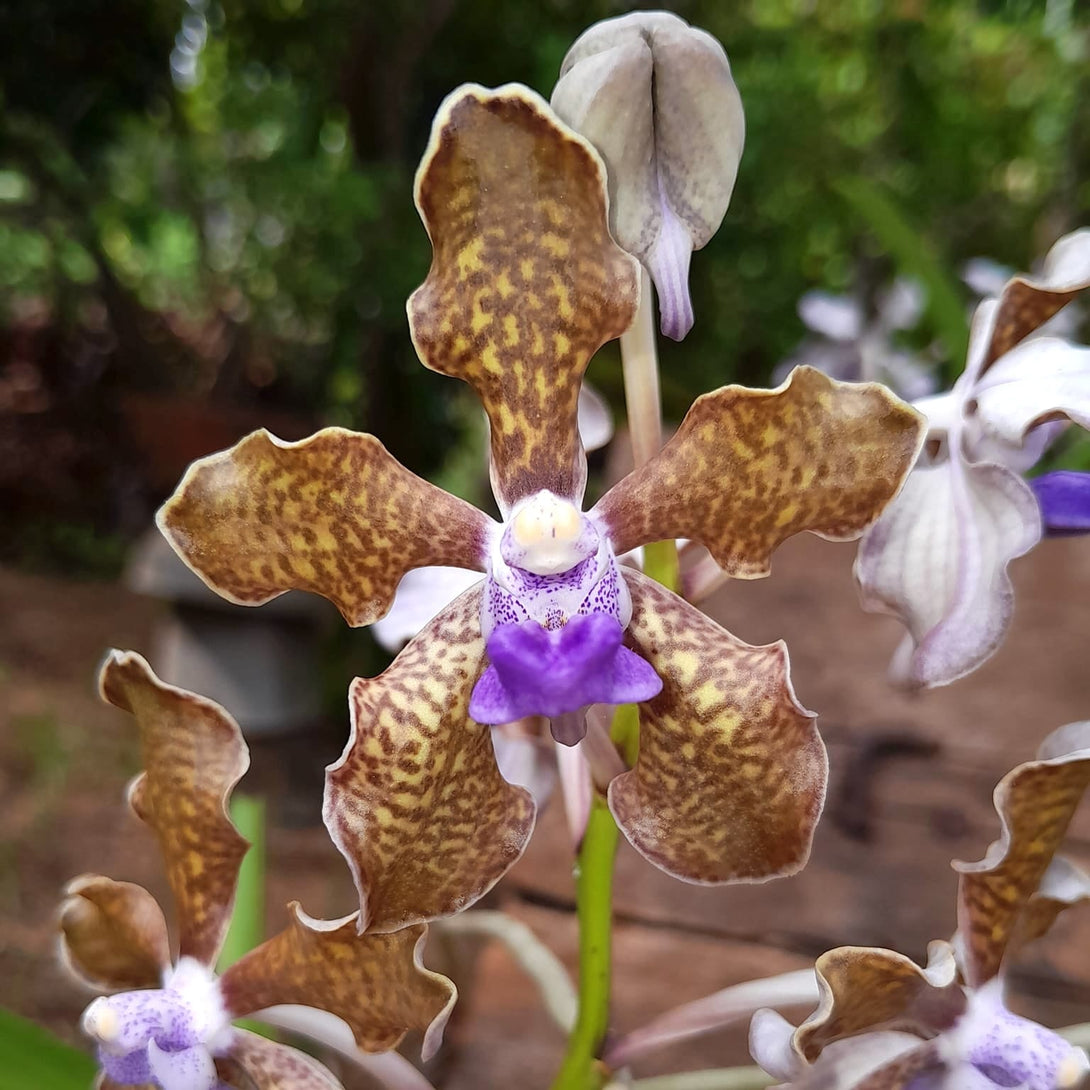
[
  {"x1": 1, "y1": 0, "x2": 1088, "y2": 569},
  {"x1": 0, "y1": 1008, "x2": 95, "y2": 1090}
]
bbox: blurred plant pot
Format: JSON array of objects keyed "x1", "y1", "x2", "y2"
[{"x1": 126, "y1": 530, "x2": 333, "y2": 737}]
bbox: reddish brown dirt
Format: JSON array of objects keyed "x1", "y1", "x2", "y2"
[{"x1": 2, "y1": 530, "x2": 1089, "y2": 1086}]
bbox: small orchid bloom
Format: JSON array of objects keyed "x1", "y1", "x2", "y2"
[
  {"x1": 61, "y1": 651, "x2": 455, "y2": 1090},
  {"x1": 774, "y1": 279, "x2": 937, "y2": 401},
  {"x1": 158, "y1": 84, "x2": 924, "y2": 931},
  {"x1": 750, "y1": 720, "x2": 1090, "y2": 1090},
  {"x1": 551, "y1": 11, "x2": 745, "y2": 340},
  {"x1": 856, "y1": 228, "x2": 1090, "y2": 688}
]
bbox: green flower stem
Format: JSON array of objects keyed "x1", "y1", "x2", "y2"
[
  {"x1": 550, "y1": 792, "x2": 622, "y2": 1090},
  {"x1": 218, "y1": 792, "x2": 269, "y2": 1037},
  {"x1": 643, "y1": 538, "x2": 680, "y2": 595},
  {"x1": 621, "y1": 267, "x2": 681, "y2": 597},
  {"x1": 624, "y1": 1067, "x2": 775, "y2": 1090}
]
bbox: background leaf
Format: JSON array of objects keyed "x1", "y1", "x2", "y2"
[{"x1": 0, "y1": 1008, "x2": 95, "y2": 1090}]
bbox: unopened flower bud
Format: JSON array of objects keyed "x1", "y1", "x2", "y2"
[{"x1": 552, "y1": 11, "x2": 745, "y2": 340}]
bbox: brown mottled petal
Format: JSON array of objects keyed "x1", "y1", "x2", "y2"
[
  {"x1": 59, "y1": 874, "x2": 170, "y2": 992},
  {"x1": 954, "y1": 720, "x2": 1090, "y2": 988},
  {"x1": 608, "y1": 570, "x2": 826, "y2": 883},
  {"x1": 794, "y1": 945, "x2": 964, "y2": 1063},
  {"x1": 408, "y1": 83, "x2": 640, "y2": 512},
  {"x1": 100, "y1": 650, "x2": 249, "y2": 968},
  {"x1": 1011, "y1": 854, "x2": 1090, "y2": 954},
  {"x1": 158, "y1": 428, "x2": 495, "y2": 627},
  {"x1": 981, "y1": 229, "x2": 1090, "y2": 370},
  {"x1": 217, "y1": 1029, "x2": 343, "y2": 1090},
  {"x1": 219, "y1": 905, "x2": 455, "y2": 1060},
  {"x1": 324, "y1": 585, "x2": 535, "y2": 931},
  {"x1": 593, "y1": 367, "x2": 925, "y2": 575}
]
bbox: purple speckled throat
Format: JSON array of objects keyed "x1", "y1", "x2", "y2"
[
  {"x1": 942, "y1": 984, "x2": 1090, "y2": 1090},
  {"x1": 470, "y1": 490, "x2": 662, "y2": 742},
  {"x1": 82, "y1": 959, "x2": 230, "y2": 1090}
]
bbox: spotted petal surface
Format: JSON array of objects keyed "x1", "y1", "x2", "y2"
[
  {"x1": 954, "y1": 720, "x2": 1090, "y2": 988},
  {"x1": 408, "y1": 84, "x2": 640, "y2": 513},
  {"x1": 608, "y1": 570, "x2": 826, "y2": 883},
  {"x1": 324, "y1": 586, "x2": 535, "y2": 932},
  {"x1": 979, "y1": 228, "x2": 1090, "y2": 371},
  {"x1": 218, "y1": 1030, "x2": 343, "y2": 1089},
  {"x1": 793, "y1": 945, "x2": 964, "y2": 1062},
  {"x1": 594, "y1": 367, "x2": 924, "y2": 575},
  {"x1": 100, "y1": 651, "x2": 249, "y2": 968},
  {"x1": 59, "y1": 875, "x2": 170, "y2": 991},
  {"x1": 219, "y1": 904, "x2": 454, "y2": 1060},
  {"x1": 1011, "y1": 855, "x2": 1090, "y2": 953},
  {"x1": 158, "y1": 428, "x2": 494, "y2": 627}
]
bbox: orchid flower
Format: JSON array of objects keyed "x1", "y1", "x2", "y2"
[
  {"x1": 855, "y1": 228, "x2": 1090, "y2": 688},
  {"x1": 773, "y1": 279, "x2": 937, "y2": 401},
  {"x1": 551, "y1": 11, "x2": 745, "y2": 340},
  {"x1": 61, "y1": 651, "x2": 454, "y2": 1090},
  {"x1": 750, "y1": 719, "x2": 1090, "y2": 1090},
  {"x1": 158, "y1": 84, "x2": 924, "y2": 932}
]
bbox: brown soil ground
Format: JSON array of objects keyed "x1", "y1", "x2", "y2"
[{"x1": 2, "y1": 530, "x2": 1089, "y2": 1086}]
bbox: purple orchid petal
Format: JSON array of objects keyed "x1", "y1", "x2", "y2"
[
  {"x1": 469, "y1": 613, "x2": 661, "y2": 733},
  {"x1": 645, "y1": 201, "x2": 695, "y2": 341},
  {"x1": 1031, "y1": 471, "x2": 1090, "y2": 535}
]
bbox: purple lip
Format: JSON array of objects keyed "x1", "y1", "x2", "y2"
[{"x1": 469, "y1": 613, "x2": 662, "y2": 743}]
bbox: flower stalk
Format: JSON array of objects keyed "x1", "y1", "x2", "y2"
[
  {"x1": 550, "y1": 793, "x2": 622, "y2": 1090},
  {"x1": 552, "y1": 267, "x2": 680, "y2": 1090},
  {"x1": 620, "y1": 269, "x2": 665, "y2": 467},
  {"x1": 620, "y1": 270, "x2": 681, "y2": 596}
]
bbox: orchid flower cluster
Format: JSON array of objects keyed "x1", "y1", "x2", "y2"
[
  {"x1": 856, "y1": 231, "x2": 1090, "y2": 687},
  {"x1": 55, "y1": 9, "x2": 1090, "y2": 1090},
  {"x1": 751, "y1": 721, "x2": 1090, "y2": 1090}
]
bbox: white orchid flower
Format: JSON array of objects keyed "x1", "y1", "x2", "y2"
[
  {"x1": 774, "y1": 277, "x2": 937, "y2": 401},
  {"x1": 855, "y1": 228, "x2": 1090, "y2": 688}
]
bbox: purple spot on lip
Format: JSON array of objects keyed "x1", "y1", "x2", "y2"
[{"x1": 468, "y1": 613, "x2": 662, "y2": 741}]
